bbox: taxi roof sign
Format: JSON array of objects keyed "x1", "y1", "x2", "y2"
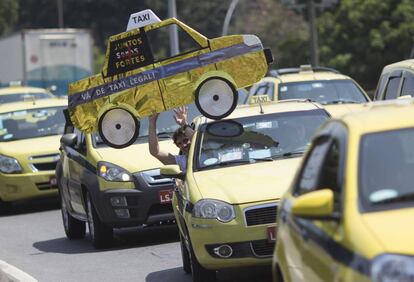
[{"x1": 126, "y1": 9, "x2": 161, "y2": 31}]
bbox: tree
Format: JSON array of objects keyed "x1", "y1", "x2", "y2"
[
  {"x1": 0, "y1": 0, "x2": 18, "y2": 36},
  {"x1": 230, "y1": 0, "x2": 310, "y2": 68},
  {"x1": 318, "y1": 0, "x2": 414, "y2": 90}
]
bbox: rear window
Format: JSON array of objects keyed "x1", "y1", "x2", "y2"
[{"x1": 279, "y1": 80, "x2": 367, "y2": 104}]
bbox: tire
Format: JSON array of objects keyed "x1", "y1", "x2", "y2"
[
  {"x1": 274, "y1": 264, "x2": 284, "y2": 282},
  {"x1": 195, "y1": 77, "x2": 238, "y2": 120},
  {"x1": 60, "y1": 191, "x2": 86, "y2": 239},
  {"x1": 98, "y1": 107, "x2": 140, "y2": 149},
  {"x1": 188, "y1": 238, "x2": 216, "y2": 282},
  {"x1": 0, "y1": 198, "x2": 11, "y2": 215},
  {"x1": 86, "y1": 193, "x2": 113, "y2": 249},
  {"x1": 180, "y1": 233, "x2": 191, "y2": 273}
]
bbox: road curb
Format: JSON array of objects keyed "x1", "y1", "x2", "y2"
[{"x1": 0, "y1": 260, "x2": 37, "y2": 282}]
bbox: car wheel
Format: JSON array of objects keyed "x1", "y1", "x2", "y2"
[
  {"x1": 98, "y1": 107, "x2": 140, "y2": 149},
  {"x1": 86, "y1": 192, "x2": 113, "y2": 249},
  {"x1": 180, "y1": 233, "x2": 191, "y2": 273},
  {"x1": 195, "y1": 77, "x2": 238, "y2": 120},
  {"x1": 0, "y1": 199, "x2": 11, "y2": 215},
  {"x1": 60, "y1": 191, "x2": 86, "y2": 239},
  {"x1": 274, "y1": 263, "x2": 285, "y2": 282},
  {"x1": 188, "y1": 238, "x2": 216, "y2": 282}
]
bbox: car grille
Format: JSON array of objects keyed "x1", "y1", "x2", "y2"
[
  {"x1": 32, "y1": 161, "x2": 58, "y2": 171},
  {"x1": 36, "y1": 181, "x2": 58, "y2": 191},
  {"x1": 251, "y1": 240, "x2": 275, "y2": 257},
  {"x1": 245, "y1": 203, "x2": 277, "y2": 226}
]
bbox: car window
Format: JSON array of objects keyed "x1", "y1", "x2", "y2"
[
  {"x1": 0, "y1": 92, "x2": 53, "y2": 104},
  {"x1": 0, "y1": 106, "x2": 65, "y2": 142},
  {"x1": 359, "y1": 128, "x2": 414, "y2": 211},
  {"x1": 383, "y1": 77, "x2": 401, "y2": 100},
  {"x1": 196, "y1": 109, "x2": 329, "y2": 170},
  {"x1": 374, "y1": 74, "x2": 388, "y2": 100},
  {"x1": 147, "y1": 23, "x2": 201, "y2": 62},
  {"x1": 401, "y1": 72, "x2": 414, "y2": 97},
  {"x1": 294, "y1": 136, "x2": 332, "y2": 196},
  {"x1": 278, "y1": 80, "x2": 367, "y2": 104},
  {"x1": 92, "y1": 103, "x2": 201, "y2": 147}
]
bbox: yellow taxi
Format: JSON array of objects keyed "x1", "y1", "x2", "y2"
[
  {"x1": 374, "y1": 59, "x2": 414, "y2": 101},
  {"x1": 0, "y1": 84, "x2": 55, "y2": 104},
  {"x1": 68, "y1": 10, "x2": 272, "y2": 149},
  {"x1": 56, "y1": 105, "x2": 202, "y2": 248},
  {"x1": 0, "y1": 98, "x2": 67, "y2": 213},
  {"x1": 273, "y1": 99, "x2": 414, "y2": 282},
  {"x1": 161, "y1": 100, "x2": 330, "y2": 282},
  {"x1": 245, "y1": 65, "x2": 370, "y2": 117}
]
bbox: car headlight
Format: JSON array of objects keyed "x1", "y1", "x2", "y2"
[
  {"x1": 98, "y1": 161, "x2": 131, "y2": 182},
  {"x1": 371, "y1": 254, "x2": 414, "y2": 282},
  {"x1": 0, "y1": 154, "x2": 22, "y2": 174},
  {"x1": 242, "y1": 34, "x2": 262, "y2": 47},
  {"x1": 193, "y1": 199, "x2": 235, "y2": 223}
]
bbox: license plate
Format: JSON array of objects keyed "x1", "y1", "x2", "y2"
[
  {"x1": 159, "y1": 189, "x2": 173, "y2": 204},
  {"x1": 50, "y1": 176, "x2": 57, "y2": 186},
  {"x1": 267, "y1": 226, "x2": 277, "y2": 243}
]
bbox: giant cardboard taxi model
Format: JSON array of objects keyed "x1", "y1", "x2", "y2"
[{"x1": 68, "y1": 10, "x2": 273, "y2": 148}]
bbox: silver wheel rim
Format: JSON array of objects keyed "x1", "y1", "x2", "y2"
[
  {"x1": 198, "y1": 79, "x2": 234, "y2": 117},
  {"x1": 87, "y1": 196, "x2": 95, "y2": 239}
]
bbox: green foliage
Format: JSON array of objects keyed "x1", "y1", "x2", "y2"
[
  {"x1": 0, "y1": 0, "x2": 18, "y2": 36},
  {"x1": 318, "y1": 0, "x2": 414, "y2": 89}
]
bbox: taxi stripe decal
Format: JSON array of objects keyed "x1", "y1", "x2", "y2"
[
  {"x1": 290, "y1": 217, "x2": 371, "y2": 276},
  {"x1": 68, "y1": 43, "x2": 263, "y2": 109}
]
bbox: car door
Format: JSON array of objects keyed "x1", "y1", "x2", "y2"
[
  {"x1": 66, "y1": 129, "x2": 88, "y2": 215},
  {"x1": 278, "y1": 135, "x2": 333, "y2": 281},
  {"x1": 146, "y1": 22, "x2": 212, "y2": 110}
]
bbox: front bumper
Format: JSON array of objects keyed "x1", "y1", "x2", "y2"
[
  {"x1": 187, "y1": 201, "x2": 277, "y2": 270},
  {"x1": 91, "y1": 173, "x2": 176, "y2": 228},
  {"x1": 0, "y1": 171, "x2": 58, "y2": 202}
]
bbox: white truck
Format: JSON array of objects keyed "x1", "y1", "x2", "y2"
[{"x1": 0, "y1": 29, "x2": 93, "y2": 96}]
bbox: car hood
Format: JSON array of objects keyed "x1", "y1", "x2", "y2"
[
  {"x1": 0, "y1": 135, "x2": 61, "y2": 157},
  {"x1": 362, "y1": 207, "x2": 414, "y2": 254},
  {"x1": 95, "y1": 139, "x2": 178, "y2": 173},
  {"x1": 192, "y1": 158, "x2": 301, "y2": 205},
  {"x1": 324, "y1": 103, "x2": 367, "y2": 118}
]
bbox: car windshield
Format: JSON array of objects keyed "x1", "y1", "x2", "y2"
[
  {"x1": 0, "y1": 106, "x2": 65, "y2": 142},
  {"x1": 278, "y1": 80, "x2": 367, "y2": 104},
  {"x1": 0, "y1": 92, "x2": 54, "y2": 104},
  {"x1": 359, "y1": 128, "x2": 414, "y2": 211},
  {"x1": 196, "y1": 109, "x2": 328, "y2": 170},
  {"x1": 93, "y1": 103, "x2": 201, "y2": 146}
]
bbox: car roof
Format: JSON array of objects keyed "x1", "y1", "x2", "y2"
[
  {"x1": 0, "y1": 97, "x2": 67, "y2": 114},
  {"x1": 381, "y1": 59, "x2": 414, "y2": 75},
  {"x1": 268, "y1": 65, "x2": 351, "y2": 83},
  {"x1": 0, "y1": 86, "x2": 53, "y2": 96},
  {"x1": 194, "y1": 100, "x2": 326, "y2": 126},
  {"x1": 338, "y1": 99, "x2": 414, "y2": 135}
]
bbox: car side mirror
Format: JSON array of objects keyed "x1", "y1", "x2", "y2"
[
  {"x1": 160, "y1": 165, "x2": 185, "y2": 181},
  {"x1": 60, "y1": 133, "x2": 77, "y2": 148},
  {"x1": 292, "y1": 189, "x2": 339, "y2": 221}
]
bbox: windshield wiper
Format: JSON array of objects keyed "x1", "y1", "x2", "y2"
[
  {"x1": 157, "y1": 131, "x2": 173, "y2": 138},
  {"x1": 202, "y1": 159, "x2": 252, "y2": 169},
  {"x1": 371, "y1": 192, "x2": 414, "y2": 205},
  {"x1": 328, "y1": 100, "x2": 360, "y2": 104}
]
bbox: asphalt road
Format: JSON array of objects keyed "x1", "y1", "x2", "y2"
[{"x1": 0, "y1": 199, "x2": 272, "y2": 282}]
